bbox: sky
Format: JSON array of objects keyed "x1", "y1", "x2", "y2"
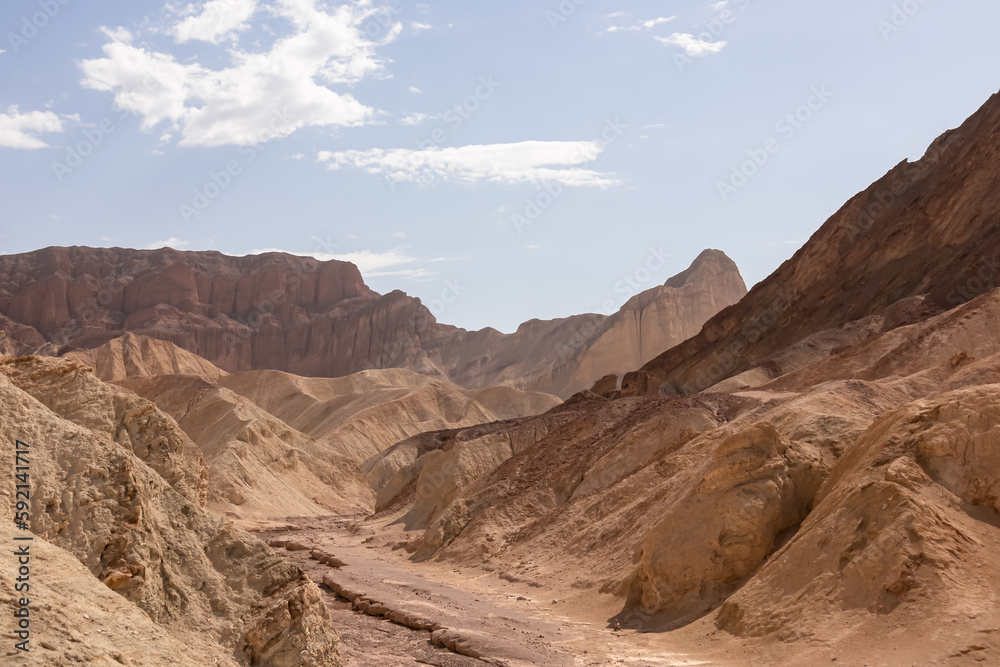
[{"x1": 2, "y1": 0, "x2": 1000, "y2": 333}]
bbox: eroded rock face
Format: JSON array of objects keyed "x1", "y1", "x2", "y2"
[
  {"x1": 0, "y1": 355, "x2": 342, "y2": 665},
  {"x1": 0, "y1": 246, "x2": 745, "y2": 398},
  {"x1": 715, "y1": 385, "x2": 1000, "y2": 642},
  {"x1": 67, "y1": 331, "x2": 229, "y2": 382},
  {"x1": 118, "y1": 374, "x2": 376, "y2": 520},
  {"x1": 635, "y1": 423, "x2": 822, "y2": 618},
  {"x1": 626, "y1": 89, "x2": 1000, "y2": 397}
]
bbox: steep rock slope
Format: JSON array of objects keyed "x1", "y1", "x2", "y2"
[
  {"x1": 625, "y1": 89, "x2": 1000, "y2": 397},
  {"x1": 0, "y1": 247, "x2": 745, "y2": 398},
  {"x1": 217, "y1": 368, "x2": 561, "y2": 464},
  {"x1": 493, "y1": 249, "x2": 748, "y2": 397},
  {"x1": 67, "y1": 331, "x2": 228, "y2": 381},
  {"x1": 370, "y1": 284, "x2": 1000, "y2": 662},
  {"x1": 117, "y1": 374, "x2": 375, "y2": 521},
  {"x1": 0, "y1": 355, "x2": 342, "y2": 665},
  {"x1": 361, "y1": 94, "x2": 1000, "y2": 664}
]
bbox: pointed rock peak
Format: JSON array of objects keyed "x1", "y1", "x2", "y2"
[{"x1": 664, "y1": 249, "x2": 744, "y2": 289}]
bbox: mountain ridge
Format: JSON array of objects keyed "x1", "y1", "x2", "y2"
[{"x1": 0, "y1": 245, "x2": 746, "y2": 398}]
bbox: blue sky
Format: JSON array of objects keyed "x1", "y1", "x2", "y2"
[{"x1": 2, "y1": 0, "x2": 1000, "y2": 333}]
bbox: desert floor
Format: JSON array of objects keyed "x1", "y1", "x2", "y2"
[{"x1": 256, "y1": 515, "x2": 989, "y2": 667}]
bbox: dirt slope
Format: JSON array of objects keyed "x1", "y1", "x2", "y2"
[
  {"x1": 0, "y1": 355, "x2": 343, "y2": 665},
  {"x1": 626, "y1": 88, "x2": 1000, "y2": 397}
]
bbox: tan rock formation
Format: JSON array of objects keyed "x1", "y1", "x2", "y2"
[
  {"x1": 216, "y1": 367, "x2": 561, "y2": 464},
  {"x1": 0, "y1": 355, "x2": 342, "y2": 665},
  {"x1": 117, "y1": 374, "x2": 375, "y2": 520},
  {"x1": 716, "y1": 385, "x2": 1000, "y2": 642},
  {"x1": 60, "y1": 335, "x2": 562, "y2": 520},
  {"x1": 0, "y1": 247, "x2": 745, "y2": 398},
  {"x1": 626, "y1": 89, "x2": 1000, "y2": 397},
  {"x1": 68, "y1": 331, "x2": 228, "y2": 381}
]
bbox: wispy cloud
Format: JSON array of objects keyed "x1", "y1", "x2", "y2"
[
  {"x1": 147, "y1": 237, "x2": 189, "y2": 249},
  {"x1": 249, "y1": 246, "x2": 432, "y2": 279},
  {"x1": 655, "y1": 33, "x2": 727, "y2": 56},
  {"x1": 0, "y1": 106, "x2": 75, "y2": 149},
  {"x1": 400, "y1": 112, "x2": 432, "y2": 125},
  {"x1": 604, "y1": 16, "x2": 675, "y2": 33},
  {"x1": 411, "y1": 22, "x2": 432, "y2": 33},
  {"x1": 316, "y1": 140, "x2": 619, "y2": 187}
]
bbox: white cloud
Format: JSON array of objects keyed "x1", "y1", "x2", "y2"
[
  {"x1": 400, "y1": 112, "x2": 431, "y2": 125},
  {"x1": 327, "y1": 248, "x2": 417, "y2": 273},
  {"x1": 408, "y1": 86, "x2": 423, "y2": 95},
  {"x1": 712, "y1": 2, "x2": 730, "y2": 10},
  {"x1": 250, "y1": 246, "x2": 421, "y2": 276},
  {"x1": 411, "y1": 22, "x2": 432, "y2": 33},
  {"x1": 0, "y1": 106, "x2": 72, "y2": 149},
  {"x1": 368, "y1": 267, "x2": 435, "y2": 279},
  {"x1": 289, "y1": 153, "x2": 305, "y2": 159},
  {"x1": 0, "y1": 50, "x2": 6, "y2": 55},
  {"x1": 147, "y1": 237, "x2": 190, "y2": 249},
  {"x1": 80, "y1": 0, "x2": 400, "y2": 147},
  {"x1": 605, "y1": 16, "x2": 675, "y2": 33},
  {"x1": 655, "y1": 33, "x2": 727, "y2": 56},
  {"x1": 643, "y1": 17, "x2": 676, "y2": 28},
  {"x1": 393, "y1": 232, "x2": 407, "y2": 238},
  {"x1": 317, "y1": 140, "x2": 619, "y2": 187},
  {"x1": 172, "y1": 0, "x2": 257, "y2": 44}
]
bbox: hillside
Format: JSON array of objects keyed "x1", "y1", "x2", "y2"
[{"x1": 0, "y1": 247, "x2": 745, "y2": 398}]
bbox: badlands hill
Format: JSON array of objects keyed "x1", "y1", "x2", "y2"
[
  {"x1": 69, "y1": 334, "x2": 560, "y2": 524},
  {"x1": 0, "y1": 353, "x2": 343, "y2": 665},
  {"x1": 0, "y1": 246, "x2": 745, "y2": 398},
  {"x1": 625, "y1": 89, "x2": 1000, "y2": 398},
  {"x1": 356, "y1": 90, "x2": 1000, "y2": 665},
  {"x1": 67, "y1": 331, "x2": 228, "y2": 381}
]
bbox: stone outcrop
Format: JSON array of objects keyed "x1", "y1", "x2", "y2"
[
  {"x1": 68, "y1": 331, "x2": 228, "y2": 382},
  {"x1": 61, "y1": 334, "x2": 561, "y2": 521},
  {"x1": 0, "y1": 355, "x2": 342, "y2": 665},
  {"x1": 625, "y1": 89, "x2": 1000, "y2": 397},
  {"x1": 0, "y1": 246, "x2": 745, "y2": 398}
]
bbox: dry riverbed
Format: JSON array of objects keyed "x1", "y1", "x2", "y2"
[{"x1": 255, "y1": 516, "x2": 738, "y2": 667}]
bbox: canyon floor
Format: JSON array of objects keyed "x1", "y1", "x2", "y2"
[{"x1": 258, "y1": 515, "x2": 997, "y2": 667}]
